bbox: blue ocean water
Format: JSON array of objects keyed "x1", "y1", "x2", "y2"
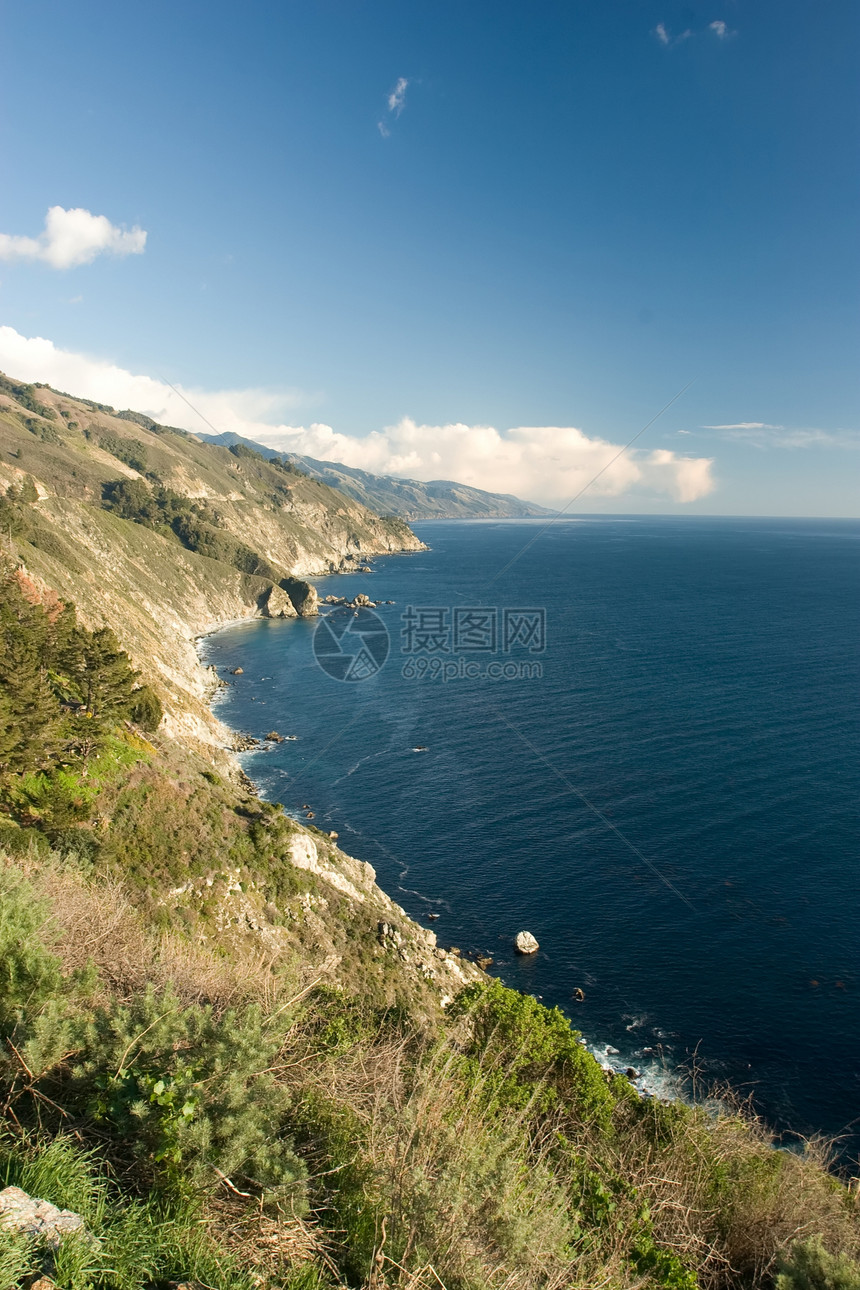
[{"x1": 201, "y1": 517, "x2": 860, "y2": 1149}]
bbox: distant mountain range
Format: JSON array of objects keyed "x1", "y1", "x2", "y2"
[{"x1": 196, "y1": 431, "x2": 551, "y2": 519}]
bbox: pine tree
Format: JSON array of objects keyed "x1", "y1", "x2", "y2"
[
  {"x1": 18, "y1": 476, "x2": 38, "y2": 505},
  {"x1": 0, "y1": 572, "x2": 61, "y2": 774},
  {"x1": 79, "y1": 627, "x2": 139, "y2": 723}
]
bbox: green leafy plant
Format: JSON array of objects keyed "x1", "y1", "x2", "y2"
[
  {"x1": 450, "y1": 978, "x2": 616, "y2": 1127},
  {"x1": 777, "y1": 1238, "x2": 860, "y2": 1290},
  {"x1": 97, "y1": 432, "x2": 148, "y2": 473}
]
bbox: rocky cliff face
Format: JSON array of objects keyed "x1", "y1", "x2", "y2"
[
  {"x1": 0, "y1": 372, "x2": 479, "y2": 1011},
  {"x1": 159, "y1": 828, "x2": 482, "y2": 1011},
  {"x1": 0, "y1": 377, "x2": 422, "y2": 746}
]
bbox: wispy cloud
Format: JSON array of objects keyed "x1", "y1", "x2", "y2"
[
  {"x1": 388, "y1": 77, "x2": 409, "y2": 115},
  {"x1": 703, "y1": 422, "x2": 783, "y2": 431},
  {"x1": 0, "y1": 206, "x2": 146, "y2": 269},
  {"x1": 378, "y1": 76, "x2": 409, "y2": 137},
  {"x1": 654, "y1": 19, "x2": 734, "y2": 47},
  {"x1": 0, "y1": 325, "x2": 716, "y2": 507},
  {"x1": 701, "y1": 421, "x2": 858, "y2": 449}
]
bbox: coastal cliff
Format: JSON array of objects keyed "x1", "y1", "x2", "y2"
[
  {"x1": 1, "y1": 371, "x2": 858, "y2": 1290},
  {"x1": 0, "y1": 371, "x2": 477, "y2": 1013},
  {"x1": 0, "y1": 373, "x2": 422, "y2": 745}
]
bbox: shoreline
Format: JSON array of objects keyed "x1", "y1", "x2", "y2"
[
  {"x1": 195, "y1": 567, "x2": 685, "y2": 1109},
  {"x1": 193, "y1": 559, "x2": 487, "y2": 1007}
]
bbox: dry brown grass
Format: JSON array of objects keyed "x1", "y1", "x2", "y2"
[
  {"x1": 296, "y1": 1031, "x2": 630, "y2": 1290},
  {"x1": 605, "y1": 1089, "x2": 860, "y2": 1290},
  {"x1": 2, "y1": 846, "x2": 303, "y2": 1014},
  {"x1": 5, "y1": 843, "x2": 858, "y2": 1290},
  {"x1": 293, "y1": 1026, "x2": 860, "y2": 1290},
  {"x1": 208, "y1": 1192, "x2": 342, "y2": 1285}
]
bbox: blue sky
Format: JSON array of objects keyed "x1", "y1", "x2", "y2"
[{"x1": 0, "y1": 0, "x2": 857, "y2": 514}]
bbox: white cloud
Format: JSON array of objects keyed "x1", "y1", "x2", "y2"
[
  {"x1": 0, "y1": 326, "x2": 305, "y2": 429},
  {"x1": 700, "y1": 421, "x2": 858, "y2": 449},
  {"x1": 0, "y1": 207, "x2": 147, "y2": 270},
  {"x1": 654, "y1": 22, "x2": 692, "y2": 46},
  {"x1": 703, "y1": 422, "x2": 782, "y2": 430},
  {"x1": 656, "y1": 20, "x2": 733, "y2": 47},
  {"x1": 251, "y1": 417, "x2": 715, "y2": 504},
  {"x1": 0, "y1": 326, "x2": 716, "y2": 506},
  {"x1": 387, "y1": 77, "x2": 409, "y2": 115},
  {"x1": 378, "y1": 76, "x2": 409, "y2": 136}
]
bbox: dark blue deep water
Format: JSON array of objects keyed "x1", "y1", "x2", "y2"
[{"x1": 201, "y1": 518, "x2": 860, "y2": 1150}]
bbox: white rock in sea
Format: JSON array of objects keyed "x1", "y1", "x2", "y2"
[{"x1": 514, "y1": 930, "x2": 539, "y2": 955}]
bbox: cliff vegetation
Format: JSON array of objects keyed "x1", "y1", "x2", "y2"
[{"x1": 0, "y1": 374, "x2": 858, "y2": 1290}]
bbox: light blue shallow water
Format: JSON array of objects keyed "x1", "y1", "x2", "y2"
[{"x1": 201, "y1": 517, "x2": 860, "y2": 1147}]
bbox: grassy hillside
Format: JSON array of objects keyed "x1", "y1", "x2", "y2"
[
  {"x1": 0, "y1": 373, "x2": 421, "y2": 743},
  {"x1": 1, "y1": 374, "x2": 858, "y2": 1290}
]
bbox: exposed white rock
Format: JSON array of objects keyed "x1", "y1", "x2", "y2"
[
  {"x1": 0, "y1": 1185, "x2": 88, "y2": 1249},
  {"x1": 514, "y1": 930, "x2": 539, "y2": 955},
  {"x1": 288, "y1": 833, "x2": 376, "y2": 904},
  {"x1": 378, "y1": 920, "x2": 404, "y2": 946}
]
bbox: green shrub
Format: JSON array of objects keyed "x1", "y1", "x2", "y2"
[
  {"x1": 0, "y1": 372, "x2": 56, "y2": 419},
  {"x1": 777, "y1": 1238, "x2": 860, "y2": 1290},
  {"x1": 128, "y1": 683, "x2": 163, "y2": 731},
  {"x1": 0, "y1": 567, "x2": 149, "y2": 828},
  {"x1": 97, "y1": 432, "x2": 147, "y2": 473},
  {"x1": 450, "y1": 979, "x2": 616, "y2": 1128},
  {"x1": 0, "y1": 867, "x2": 64, "y2": 1036},
  {"x1": 5, "y1": 768, "x2": 98, "y2": 829},
  {"x1": 101, "y1": 478, "x2": 285, "y2": 580},
  {"x1": 18, "y1": 476, "x2": 38, "y2": 504},
  {"x1": 69, "y1": 986, "x2": 306, "y2": 1201},
  {"x1": 27, "y1": 522, "x2": 84, "y2": 571},
  {"x1": 0, "y1": 486, "x2": 36, "y2": 541},
  {"x1": 29, "y1": 418, "x2": 62, "y2": 444},
  {"x1": 631, "y1": 1235, "x2": 698, "y2": 1290},
  {"x1": 0, "y1": 865, "x2": 305, "y2": 1204}
]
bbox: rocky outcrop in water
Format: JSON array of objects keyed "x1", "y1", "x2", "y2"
[
  {"x1": 281, "y1": 577, "x2": 319, "y2": 617},
  {"x1": 323, "y1": 592, "x2": 380, "y2": 609},
  {"x1": 261, "y1": 584, "x2": 298, "y2": 618}
]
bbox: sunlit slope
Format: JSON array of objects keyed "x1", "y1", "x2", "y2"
[{"x1": 0, "y1": 373, "x2": 421, "y2": 740}]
